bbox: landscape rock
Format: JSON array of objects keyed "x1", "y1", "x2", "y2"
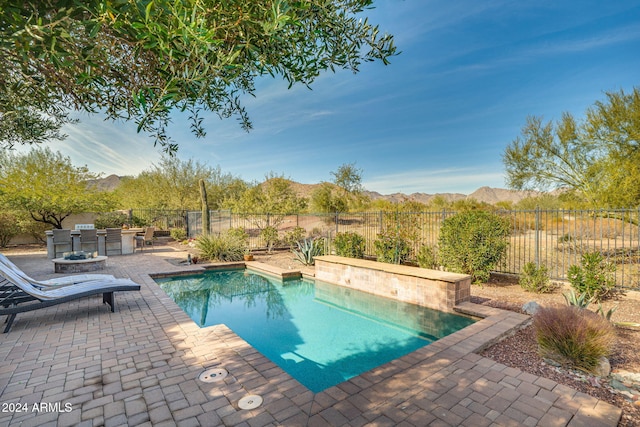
[
  {"x1": 593, "y1": 356, "x2": 611, "y2": 378},
  {"x1": 522, "y1": 301, "x2": 541, "y2": 315},
  {"x1": 610, "y1": 370, "x2": 640, "y2": 402},
  {"x1": 542, "y1": 357, "x2": 562, "y2": 367},
  {"x1": 611, "y1": 370, "x2": 640, "y2": 390}
]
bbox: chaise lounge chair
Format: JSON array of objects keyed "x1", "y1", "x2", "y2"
[
  {"x1": 0, "y1": 252, "x2": 117, "y2": 288},
  {"x1": 0, "y1": 261, "x2": 140, "y2": 333}
]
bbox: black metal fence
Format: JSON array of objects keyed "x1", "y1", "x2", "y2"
[
  {"x1": 129, "y1": 209, "x2": 188, "y2": 235},
  {"x1": 131, "y1": 208, "x2": 640, "y2": 289}
]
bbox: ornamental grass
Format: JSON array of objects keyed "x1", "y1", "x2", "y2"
[{"x1": 533, "y1": 305, "x2": 616, "y2": 373}]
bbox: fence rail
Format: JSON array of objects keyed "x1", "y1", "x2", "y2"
[{"x1": 132, "y1": 208, "x2": 640, "y2": 289}]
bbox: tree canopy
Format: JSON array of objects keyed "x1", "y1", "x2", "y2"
[
  {"x1": 113, "y1": 156, "x2": 246, "y2": 210},
  {"x1": 503, "y1": 87, "x2": 640, "y2": 208},
  {"x1": 311, "y1": 162, "x2": 369, "y2": 212},
  {"x1": 1, "y1": 0, "x2": 396, "y2": 152},
  {"x1": 0, "y1": 147, "x2": 114, "y2": 228},
  {"x1": 226, "y1": 173, "x2": 307, "y2": 214}
]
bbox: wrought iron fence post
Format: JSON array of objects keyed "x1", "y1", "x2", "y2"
[{"x1": 535, "y1": 206, "x2": 540, "y2": 266}]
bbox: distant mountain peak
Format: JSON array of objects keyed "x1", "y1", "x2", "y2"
[{"x1": 90, "y1": 174, "x2": 537, "y2": 205}]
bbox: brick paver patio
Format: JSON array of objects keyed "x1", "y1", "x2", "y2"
[{"x1": 0, "y1": 246, "x2": 622, "y2": 426}]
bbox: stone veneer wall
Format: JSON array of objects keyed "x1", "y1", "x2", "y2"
[{"x1": 314, "y1": 255, "x2": 471, "y2": 312}]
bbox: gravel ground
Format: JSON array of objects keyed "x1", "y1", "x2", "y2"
[{"x1": 473, "y1": 275, "x2": 640, "y2": 427}]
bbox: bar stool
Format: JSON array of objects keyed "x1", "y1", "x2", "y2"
[
  {"x1": 52, "y1": 229, "x2": 72, "y2": 258},
  {"x1": 105, "y1": 228, "x2": 122, "y2": 255}
]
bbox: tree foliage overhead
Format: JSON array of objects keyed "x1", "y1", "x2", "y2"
[
  {"x1": 503, "y1": 87, "x2": 640, "y2": 207},
  {"x1": 1, "y1": 0, "x2": 397, "y2": 152}
]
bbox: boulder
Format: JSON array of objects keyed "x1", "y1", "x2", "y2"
[
  {"x1": 593, "y1": 356, "x2": 611, "y2": 378},
  {"x1": 522, "y1": 301, "x2": 541, "y2": 316}
]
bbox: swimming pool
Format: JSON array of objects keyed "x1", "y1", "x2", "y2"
[{"x1": 155, "y1": 269, "x2": 476, "y2": 392}]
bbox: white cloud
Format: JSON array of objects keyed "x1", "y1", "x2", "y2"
[{"x1": 56, "y1": 115, "x2": 162, "y2": 176}]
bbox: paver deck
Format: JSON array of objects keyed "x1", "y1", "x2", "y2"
[{"x1": 0, "y1": 247, "x2": 622, "y2": 426}]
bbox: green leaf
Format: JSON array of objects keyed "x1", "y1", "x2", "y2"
[{"x1": 145, "y1": 1, "x2": 155, "y2": 22}]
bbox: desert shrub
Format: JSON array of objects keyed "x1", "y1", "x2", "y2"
[
  {"x1": 438, "y1": 210, "x2": 510, "y2": 283},
  {"x1": 95, "y1": 212, "x2": 128, "y2": 229},
  {"x1": 533, "y1": 305, "x2": 616, "y2": 373},
  {"x1": 416, "y1": 244, "x2": 438, "y2": 269},
  {"x1": 17, "y1": 219, "x2": 49, "y2": 244},
  {"x1": 374, "y1": 229, "x2": 410, "y2": 264},
  {"x1": 333, "y1": 231, "x2": 366, "y2": 259},
  {"x1": 292, "y1": 238, "x2": 325, "y2": 266},
  {"x1": 227, "y1": 227, "x2": 249, "y2": 243},
  {"x1": 0, "y1": 211, "x2": 21, "y2": 247},
  {"x1": 170, "y1": 228, "x2": 187, "y2": 241},
  {"x1": 567, "y1": 252, "x2": 616, "y2": 302},
  {"x1": 556, "y1": 233, "x2": 587, "y2": 253},
  {"x1": 195, "y1": 232, "x2": 245, "y2": 261},
  {"x1": 309, "y1": 227, "x2": 324, "y2": 238},
  {"x1": 519, "y1": 262, "x2": 555, "y2": 293},
  {"x1": 260, "y1": 226, "x2": 279, "y2": 253},
  {"x1": 283, "y1": 226, "x2": 306, "y2": 248},
  {"x1": 129, "y1": 214, "x2": 149, "y2": 228}
]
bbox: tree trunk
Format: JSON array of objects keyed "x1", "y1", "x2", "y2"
[{"x1": 199, "y1": 179, "x2": 209, "y2": 236}]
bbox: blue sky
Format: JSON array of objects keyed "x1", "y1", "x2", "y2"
[{"x1": 32, "y1": 0, "x2": 640, "y2": 195}]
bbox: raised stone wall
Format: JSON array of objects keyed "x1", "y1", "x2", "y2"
[{"x1": 314, "y1": 255, "x2": 471, "y2": 311}]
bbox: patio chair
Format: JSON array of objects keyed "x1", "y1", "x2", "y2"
[
  {"x1": 105, "y1": 228, "x2": 122, "y2": 256},
  {"x1": 0, "y1": 263, "x2": 140, "y2": 333},
  {"x1": 52, "y1": 229, "x2": 72, "y2": 258},
  {"x1": 79, "y1": 228, "x2": 98, "y2": 254},
  {"x1": 0, "y1": 252, "x2": 117, "y2": 288},
  {"x1": 135, "y1": 227, "x2": 155, "y2": 252}
]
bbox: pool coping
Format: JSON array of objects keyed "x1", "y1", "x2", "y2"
[
  {"x1": 161, "y1": 261, "x2": 622, "y2": 427},
  {"x1": 149, "y1": 261, "x2": 622, "y2": 427},
  {"x1": 148, "y1": 261, "x2": 622, "y2": 426}
]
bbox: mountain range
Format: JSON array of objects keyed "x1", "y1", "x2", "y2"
[
  {"x1": 95, "y1": 174, "x2": 537, "y2": 205},
  {"x1": 364, "y1": 186, "x2": 539, "y2": 205}
]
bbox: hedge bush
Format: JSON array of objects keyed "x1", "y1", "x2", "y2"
[
  {"x1": 416, "y1": 244, "x2": 438, "y2": 269},
  {"x1": 568, "y1": 252, "x2": 616, "y2": 302},
  {"x1": 519, "y1": 262, "x2": 555, "y2": 293},
  {"x1": 170, "y1": 228, "x2": 187, "y2": 241},
  {"x1": 374, "y1": 229, "x2": 410, "y2": 264},
  {"x1": 438, "y1": 210, "x2": 510, "y2": 283},
  {"x1": 333, "y1": 231, "x2": 366, "y2": 259}
]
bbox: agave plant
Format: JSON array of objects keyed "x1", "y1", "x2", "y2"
[
  {"x1": 562, "y1": 289, "x2": 592, "y2": 309},
  {"x1": 564, "y1": 289, "x2": 623, "y2": 323},
  {"x1": 292, "y1": 238, "x2": 324, "y2": 266},
  {"x1": 596, "y1": 304, "x2": 618, "y2": 321}
]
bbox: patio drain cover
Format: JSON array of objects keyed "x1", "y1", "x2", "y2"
[
  {"x1": 198, "y1": 368, "x2": 228, "y2": 383},
  {"x1": 238, "y1": 394, "x2": 263, "y2": 410}
]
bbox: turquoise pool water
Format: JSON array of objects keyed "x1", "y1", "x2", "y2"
[{"x1": 155, "y1": 269, "x2": 475, "y2": 392}]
